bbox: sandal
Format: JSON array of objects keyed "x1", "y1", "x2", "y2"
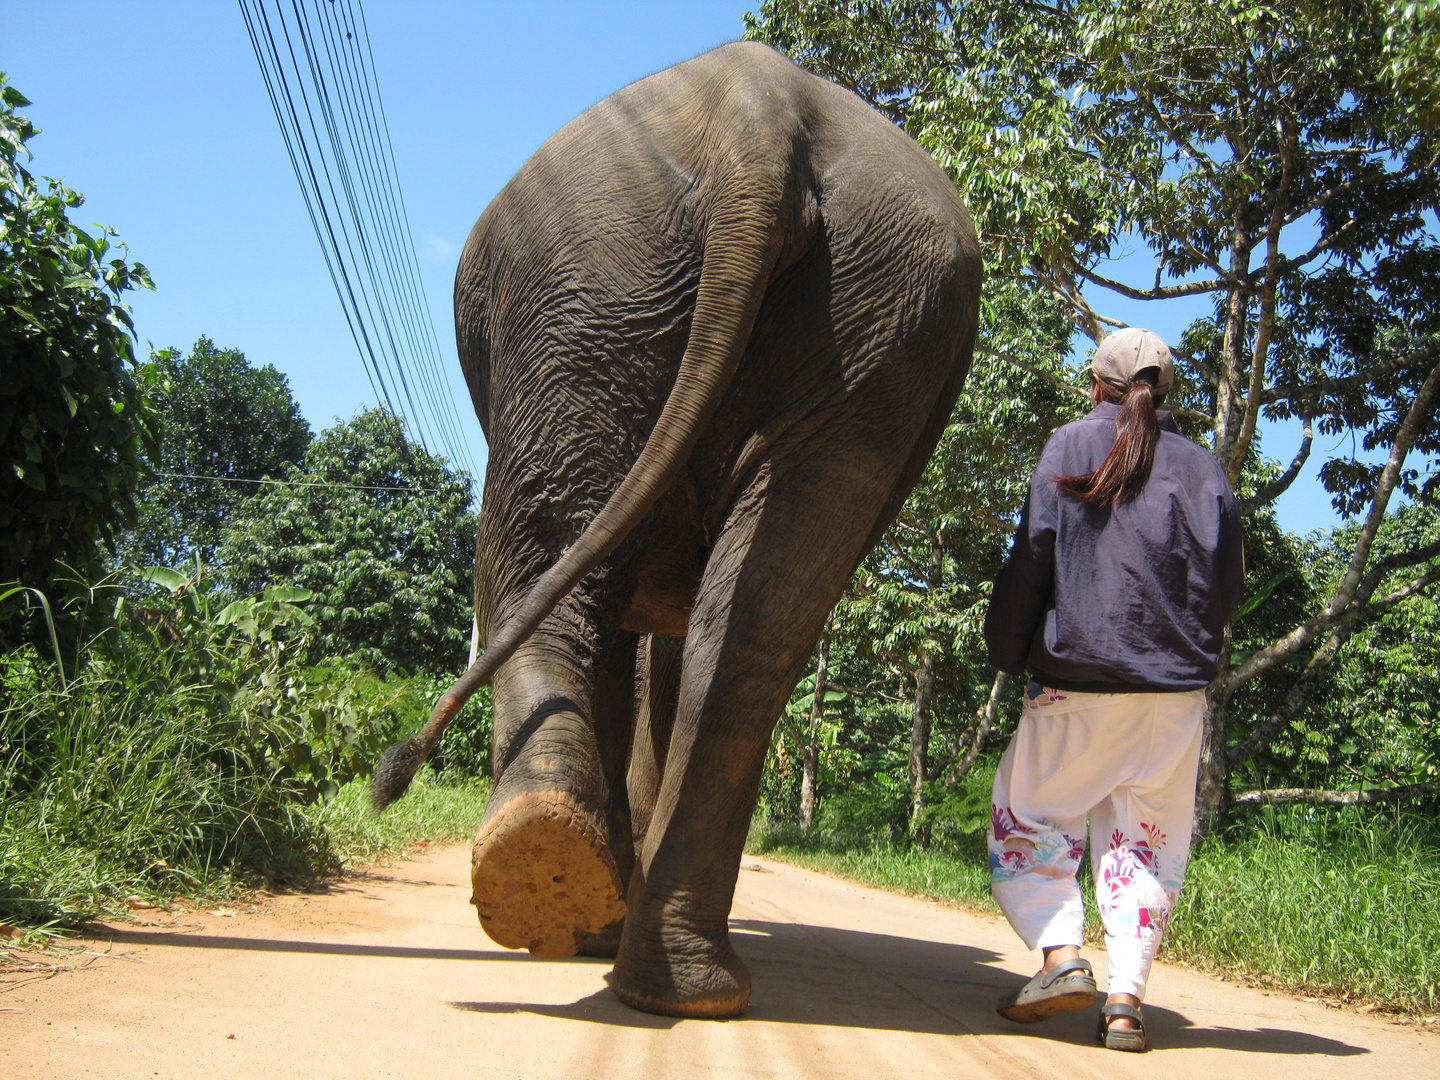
[
  {"x1": 995, "y1": 957, "x2": 1098, "y2": 1023},
  {"x1": 1097, "y1": 1002, "x2": 1147, "y2": 1052}
]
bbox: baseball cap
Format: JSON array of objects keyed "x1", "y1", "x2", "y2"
[{"x1": 1089, "y1": 328, "x2": 1174, "y2": 395}]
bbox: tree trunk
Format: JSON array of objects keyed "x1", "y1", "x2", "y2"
[
  {"x1": 799, "y1": 630, "x2": 829, "y2": 832},
  {"x1": 908, "y1": 529, "x2": 944, "y2": 848},
  {"x1": 943, "y1": 670, "x2": 1007, "y2": 789},
  {"x1": 1193, "y1": 641, "x2": 1233, "y2": 840},
  {"x1": 908, "y1": 644, "x2": 936, "y2": 848},
  {"x1": 1233, "y1": 780, "x2": 1440, "y2": 806}
]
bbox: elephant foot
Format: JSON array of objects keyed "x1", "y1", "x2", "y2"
[
  {"x1": 470, "y1": 790, "x2": 626, "y2": 959},
  {"x1": 610, "y1": 918, "x2": 752, "y2": 1018},
  {"x1": 576, "y1": 918, "x2": 624, "y2": 958}
]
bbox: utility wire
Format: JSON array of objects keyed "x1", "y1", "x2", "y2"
[
  {"x1": 156, "y1": 471, "x2": 460, "y2": 494},
  {"x1": 312, "y1": 0, "x2": 470, "y2": 462},
  {"x1": 239, "y1": 0, "x2": 391, "y2": 411},
  {"x1": 237, "y1": 0, "x2": 476, "y2": 474}
]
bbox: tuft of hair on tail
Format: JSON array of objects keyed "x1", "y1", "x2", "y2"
[{"x1": 370, "y1": 737, "x2": 425, "y2": 812}]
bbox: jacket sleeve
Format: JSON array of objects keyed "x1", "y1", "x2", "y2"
[{"x1": 985, "y1": 441, "x2": 1060, "y2": 676}]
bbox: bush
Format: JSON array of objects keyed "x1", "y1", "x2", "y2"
[{"x1": 0, "y1": 567, "x2": 482, "y2": 924}]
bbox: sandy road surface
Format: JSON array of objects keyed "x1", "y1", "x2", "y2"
[{"x1": 2, "y1": 844, "x2": 1433, "y2": 1079}]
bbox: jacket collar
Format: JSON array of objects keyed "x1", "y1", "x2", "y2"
[{"x1": 1085, "y1": 401, "x2": 1179, "y2": 432}]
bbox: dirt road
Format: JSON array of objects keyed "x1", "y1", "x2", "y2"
[{"x1": 3, "y1": 845, "x2": 1432, "y2": 1079}]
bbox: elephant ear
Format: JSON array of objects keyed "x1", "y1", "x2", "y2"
[{"x1": 370, "y1": 114, "x2": 814, "y2": 811}]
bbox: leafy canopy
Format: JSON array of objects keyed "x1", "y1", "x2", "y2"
[
  {"x1": 120, "y1": 337, "x2": 312, "y2": 569},
  {"x1": 747, "y1": 0, "x2": 1440, "y2": 823},
  {"x1": 220, "y1": 407, "x2": 477, "y2": 675},
  {"x1": 0, "y1": 74, "x2": 157, "y2": 590}
]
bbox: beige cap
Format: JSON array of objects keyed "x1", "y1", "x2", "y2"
[{"x1": 1089, "y1": 328, "x2": 1174, "y2": 395}]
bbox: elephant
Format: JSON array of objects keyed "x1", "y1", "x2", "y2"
[{"x1": 371, "y1": 40, "x2": 981, "y2": 1019}]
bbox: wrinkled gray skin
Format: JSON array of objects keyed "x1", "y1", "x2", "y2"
[{"x1": 441, "y1": 41, "x2": 978, "y2": 1019}]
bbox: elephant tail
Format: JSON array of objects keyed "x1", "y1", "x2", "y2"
[{"x1": 371, "y1": 168, "x2": 805, "y2": 810}]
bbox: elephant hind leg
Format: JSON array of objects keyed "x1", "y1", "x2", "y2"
[
  {"x1": 471, "y1": 627, "x2": 637, "y2": 959},
  {"x1": 611, "y1": 426, "x2": 925, "y2": 1017}
]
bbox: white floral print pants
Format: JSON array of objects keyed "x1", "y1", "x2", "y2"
[{"x1": 988, "y1": 682, "x2": 1206, "y2": 999}]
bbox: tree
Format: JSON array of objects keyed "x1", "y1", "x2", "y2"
[
  {"x1": 220, "y1": 407, "x2": 477, "y2": 674},
  {"x1": 119, "y1": 337, "x2": 311, "y2": 569},
  {"x1": 0, "y1": 75, "x2": 157, "y2": 595},
  {"x1": 748, "y1": 0, "x2": 1440, "y2": 832},
  {"x1": 1231, "y1": 503, "x2": 1440, "y2": 807}
]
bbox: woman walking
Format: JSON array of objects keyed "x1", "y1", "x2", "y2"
[{"x1": 983, "y1": 328, "x2": 1244, "y2": 1051}]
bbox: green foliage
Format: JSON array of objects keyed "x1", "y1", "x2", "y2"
[
  {"x1": 0, "y1": 568, "x2": 432, "y2": 923},
  {"x1": 750, "y1": 0, "x2": 1440, "y2": 504},
  {"x1": 301, "y1": 660, "x2": 493, "y2": 779},
  {"x1": 119, "y1": 338, "x2": 311, "y2": 568},
  {"x1": 750, "y1": 0, "x2": 1440, "y2": 831},
  {"x1": 220, "y1": 407, "x2": 478, "y2": 674},
  {"x1": 317, "y1": 769, "x2": 490, "y2": 867},
  {"x1": 0, "y1": 75, "x2": 158, "y2": 593},
  {"x1": 1240, "y1": 503, "x2": 1440, "y2": 789},
  {"x1": 1170, "y1": 805, "x2": 1440, "y2": 1012}
]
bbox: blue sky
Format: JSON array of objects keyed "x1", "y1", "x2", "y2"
[{"x1": 6, "y1": 2, "x2": 1368, "y2": 535}]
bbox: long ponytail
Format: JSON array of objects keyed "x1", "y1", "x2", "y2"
[{"x1": 1056, "y1": 374, "x2": 1161, "y2": 506}]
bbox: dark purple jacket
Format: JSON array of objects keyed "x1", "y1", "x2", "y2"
[{"x1": 985, "y1": 403, "x2": 1245, "y2": 693}]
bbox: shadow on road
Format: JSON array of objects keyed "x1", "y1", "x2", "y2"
[
  {"x1": 85, "y1": 927, "x2": 593, "y2": 964},
  {"x1": 452, "y1": 918, "x2": 1372, "y2": 1056},
  {"x1": 95, "y1": 916, "x2": 1371, "y2": 1057}
]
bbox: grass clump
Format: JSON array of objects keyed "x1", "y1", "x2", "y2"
[
  {"x1": 0, "y1": 572, "x2": 493, "y2": 927},
  {"x1": 747, "y1": 820, "x2": 997, "y2": 913},
  {"x1": 320, "y1": 768, "x2": 490, "y2": 864},
  {"x1": 1167, "y1": 806, "x2": 1440, "y2": 1013}
]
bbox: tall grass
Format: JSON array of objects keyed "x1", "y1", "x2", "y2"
[
  {"x1": 320, "y1": 769, "x2": 490, "y2": 863},
  {"x1": 0, "y1": 574, "x2": 493, "y2": 926},
  {"x1": 748, "y1": 821, "x2": 997, "y2": 909},
  {"x1": 1168, "y1": 807, "x2": 1440, "y2": 1012},
  {"x1": 749, "y1": 805, "x2": 1440, "y2": 1015},
  {"x1": 1, "y1": 638, "x2": 333, "y2": 923}
]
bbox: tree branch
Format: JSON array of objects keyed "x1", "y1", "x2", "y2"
[
  {"x1": 975, "y1": 345, "x2": 1087, "y2": 399},
  {"x1": 1356, "y1": 564, "x2": 1440, "y2": 620},
  {"x1": 1281, "y1": 158, "x2": 1426, "y2": 226},
  {"x1": 776, "y1": 710, "x2": 805, "y2": 752},
  {"x1": 826, "y1": 682, "x2": 910, "y2": 704},
  {"x1": 937, "y1": 670, "x2": 1008, "y2": 786},
  {"x1": 1357, "y1": 539, "x2": 1440, "y2": 602},
  {"x1": 1226, "y1": 356, "x2": 1440, "y2": 689},
  {"x1": 1260, "y1": 340, "x2": 1440, "y2": 406},
  {"x1": 1320, "y1": 357, "x2": 1440, "y2": 616},
  {"x1": 1030, "y1": 264, "x2": 1115, "y2": 343},
  {"x1": 1228, "y1": 111, "x2": 1298, "y2": 486},
  {"x1": 1074, "y1": 263, "x2": 1229, "y2": 301},
  {"x1": 1229, "y1": 618, "x2": 1354, "y2": 767},
  {"x1": 1233, "y1": 781, "x2": 1440, "y2": 806},
  {"x1": 1239, "y1": 414, "x2": 1311, "y2": 515}
]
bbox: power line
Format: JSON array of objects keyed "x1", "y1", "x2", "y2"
[
  {"x1": 237, "y1": 0, "x2": 476, "y2": 474},
  {"x1": 155, "y1": 471, "x2": 458, "y2": 494},
  {"x1": 311, "y1": 0, "x2": 471, "y2": 463}
]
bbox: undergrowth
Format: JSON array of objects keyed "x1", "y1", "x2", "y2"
[
  {"x1": 0, "y1": 570, "x2": 492, "y2": 928},
  {"x1": 319, "y1": 769, "x2": 490, "y2": 863},
  {"x1": 1167, "y1": 806, "x2": 1440, "y2": 1013}
]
